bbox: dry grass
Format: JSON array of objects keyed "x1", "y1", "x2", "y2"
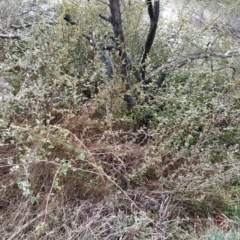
[{"x1": 0, "y1": 105, "x2": 239, "y2": 239}]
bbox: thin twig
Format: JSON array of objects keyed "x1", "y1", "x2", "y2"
[
  {"x1": 0, "y1": 34, "x2": 21, "y2": 40},
  {"x1": 43, "y1": 167, "x2": 61, "y2": 223}
]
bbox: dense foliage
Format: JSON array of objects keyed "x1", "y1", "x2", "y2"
[{"x1": 0, "y1": 0, "x2": 240, "y2": 239}]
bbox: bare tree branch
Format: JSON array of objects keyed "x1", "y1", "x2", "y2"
[
  {"x1": 146, "y1": 51, "x2": 240, "y2": 80},
  {"x1": 141, "y1": 0, "x2": 160, "y2": 82},
  {"x1": 10, "y1": 24, "x2": 33, "y2": 30},
  {"x1": 108, "y1": 0, "x2": 135, "y2": 107},
  {"x1": 109, "y1": 0, "x2": 125, "y2": 43},
  {"x1": 64, "y1": 14, "x2": 77, "y2": 25},
  {"x1": 153, "y1": 0, "x2": 159, "y2": 17},
  {"x1": 99, "y1": 14, "x2": 112, "y2": 23},
  {"x1": 83, "y1": 28, "x2": 113, "y2": 78},
  {"x1": 146, "y1": 0, "x2": 154, "y2": 20},
  {"x1": 107, "y1": 0, "x2": 135, "y2": 81},
  {"x1": 98, "y1": 0, "x2": 109, "y2": 6},
  {"x1": 0, "y1": 34, "x2": 21, "y2": 40},
  {"x1": 213, "y1": 66, "x2": 236, "y2": 77}
]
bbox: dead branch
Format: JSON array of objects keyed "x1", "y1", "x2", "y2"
[
  {"x1": 108, "y1": 0, "x2": 135, "y2": 107},
  {"x1": 10, "y1": 24, "x2": 33, "y2": 30},
  {"x1": 147, "y1": 0, "x2": 154, "y2": 20},
  {"x1": 0, "y1": 34, "x2": 21, "y2": 40},
  {"x1": 146, "y1": 50, "x2": 240, "y2": 80},
  {"x1": 141, "y1": 0, "x2": 160, "y2": 82},
  {"x1": 99, "y1": 14, "x2": 112, "y2": 23},
  {"x1": 64, "y1": 14, "x2": 77, "y2": 25},
  {"x1": 82, "y1": 29, "x2": 113, "y2": 78},
  {"x1": 98, "y1": 0, "x2": 109, "y2": 6}
]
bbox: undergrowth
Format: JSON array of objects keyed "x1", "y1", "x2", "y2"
[{"x1": 0, "y1": 0, "x2": 240, "y2": 239}]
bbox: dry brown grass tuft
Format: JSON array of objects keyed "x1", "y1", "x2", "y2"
[{"x1": 1, "y1": 119, "x2": 235, "y2": 239}]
